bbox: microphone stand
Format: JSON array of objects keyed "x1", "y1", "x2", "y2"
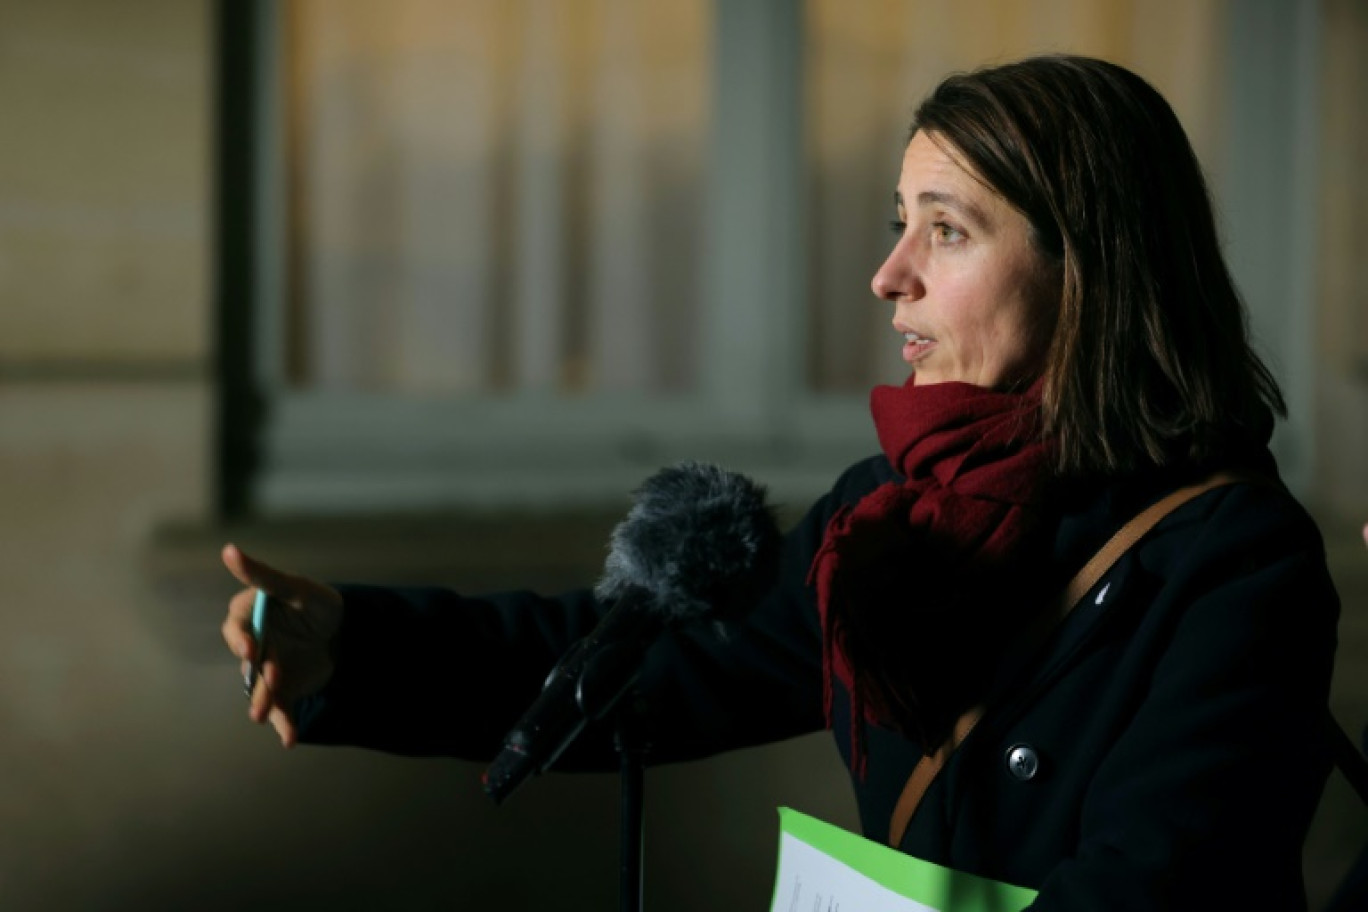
[
  {"x1": 614, "y1": 689, "x2": 650, "y2": 912},
  {"x1": 484, "y1": 631, "x2": 655, "y2": 911}
]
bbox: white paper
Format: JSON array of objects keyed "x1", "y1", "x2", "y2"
[{"x1": 771, "y1": 832, "x2": 942, "y2": 912}]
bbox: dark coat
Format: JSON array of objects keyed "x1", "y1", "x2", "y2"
[{"x1": 299, "y1": 452, "x2": 1339, "y2": 910}]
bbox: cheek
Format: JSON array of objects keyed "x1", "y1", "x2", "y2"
[
  {"x1": 994, "y1": 283, "x2": 1056, "y2": 372},
  {"x1": 933, "y1": 255, "x2": 1054, "y2": 379},
  {"x1": 949, "y1": 277, "x2": 1036, "y2": 367}
]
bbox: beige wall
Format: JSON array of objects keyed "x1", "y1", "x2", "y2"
[
  {"x1": 0, "y1": 0, "x2": 209, "y2": 362},
  {"x1": 1315, "y1": 0, "x2": 1368, "y2": 523},
  {"x1": 0, "y1": 0, "x2": 215, "y2": 905},
  {"x1": 0, "y1": 0, "x2": 1365, "y2": 909}
]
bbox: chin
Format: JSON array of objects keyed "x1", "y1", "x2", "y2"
[{"x1": 910, "y1": 372, "x2": 957, "y2": 387}]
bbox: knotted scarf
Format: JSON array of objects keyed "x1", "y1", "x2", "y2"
[{"x1": 808, "y1": 378, "x2": 1055, "y2": 774}]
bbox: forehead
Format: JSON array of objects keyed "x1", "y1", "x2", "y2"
[
  {"x1": 897, "y1": 131, "x2": 1005, "y2": 214},
  {"x1": 901, "y1": 131, "x2": 965, "y2": 180}
]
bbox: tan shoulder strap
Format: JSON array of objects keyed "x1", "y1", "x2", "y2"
[{"x1": 887, "y1": 471, "x2": 1246, "y2": 848}]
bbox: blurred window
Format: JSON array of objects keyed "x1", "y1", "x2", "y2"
[
  {"x1": 240, "y1": 0, "x2": 1311, "y2": 512},
  {"x1": 278, "y1": 0, "x2": 711, "y2": 398}
]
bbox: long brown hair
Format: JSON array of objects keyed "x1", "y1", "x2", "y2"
[{"x1": 912, "y1": 55, "x2": 1284, "y2": 476}]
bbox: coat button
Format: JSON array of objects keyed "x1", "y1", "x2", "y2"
[{"x1": 1005, "y1": 744, "x2": 1040, "y2": 781}]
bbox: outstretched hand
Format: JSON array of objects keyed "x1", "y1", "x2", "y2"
[{"x1": 220, "y1": 544, "x2": 344, "y2": 747}]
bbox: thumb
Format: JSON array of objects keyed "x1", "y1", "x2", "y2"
[
  {"x1": 221, "y1": 543, "x2": 301, "y2": 602},
  {"x1": 1362, "y1": 523, "x2": 1367, "y2": 550}
]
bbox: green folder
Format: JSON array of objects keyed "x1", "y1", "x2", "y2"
[{"x1": 771, "y1": 807, "x2": 1038, "y2": 912}]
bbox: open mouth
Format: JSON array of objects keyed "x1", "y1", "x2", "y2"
[{"x1": 901, "y1": 330, "x2": 937, "y2": 362}]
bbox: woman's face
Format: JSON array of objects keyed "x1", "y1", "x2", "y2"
[{"x1": 871, "y1": 131, "x2": 1059, "y2": 390}]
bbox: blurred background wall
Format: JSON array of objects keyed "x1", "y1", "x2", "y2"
[{"x1": 1, "y1": 0, "x2": 1366, "y2": 909}]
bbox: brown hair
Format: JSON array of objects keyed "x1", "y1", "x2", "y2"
[{"x1": 912, "y1": 55, "x2": 1284, "y2": 476}]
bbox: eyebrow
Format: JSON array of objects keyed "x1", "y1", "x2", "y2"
[{"x1": 894, "y1": 190, "x2": 991, "y2": 230}]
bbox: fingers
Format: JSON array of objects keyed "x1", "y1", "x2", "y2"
[
  {"x1": 221, "y1": 587, "x2": 258, "y2": 661},
  {"x1": 269, "y1": 705, "x2": 299, "y2": 749},
  {"x1": 248, "y1": 661, "x2": 298, "y2": 748},
  {"x1": 221, "y1": 543, "x2": 299, "y2": 603},
  {"x1": 220, "y1": 542, "x2": 257, "y2": 589},
  {"x1": 221, "y1": 542, "x2": 298, "y2": 661},
  {"x1": 222, "y1": 543, "x2": 309, "y2": 750},
  {"x1": 1362, "y1": 522, "x2": 1367, "y2": 549},
  {"x1": 248, "y1": 662, "x2": 274, "y2": 723}
]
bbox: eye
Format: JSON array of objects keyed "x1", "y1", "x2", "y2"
[
  {"x1": 888, "y1": 219, "x2": 907, "y2": 236},
  {"x1": 932, "y1": 221, "x2": 965, "y2": 244}
]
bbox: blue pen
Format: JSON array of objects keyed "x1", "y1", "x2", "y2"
[{"x1": 243, "y1": 589, "x2": 269, "y2": 698}]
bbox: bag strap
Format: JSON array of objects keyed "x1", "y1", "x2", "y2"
[
  {"x1": 1329, "y1": 708, "x2": 1368, "y2": 806},
  {"x1": 887, "y1": 471, "x2": 1246, "y2": 847}
]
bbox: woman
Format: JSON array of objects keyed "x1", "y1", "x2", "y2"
[{"x1": 222, "y1": 55, "x2": 1338, "y2": 908}]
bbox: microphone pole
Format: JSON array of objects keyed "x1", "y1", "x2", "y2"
[{"x1": 616, "y1": 689, "x2": 648, "y2": 912}]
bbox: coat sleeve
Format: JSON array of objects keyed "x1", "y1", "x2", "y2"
[
  {"x1": 294, "y1": 457, "x2": 885, "y2": 767},
  {"x1": 1027, "y1": 485, "x2": 1339, "y2": 910}
]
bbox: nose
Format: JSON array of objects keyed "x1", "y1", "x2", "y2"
[{"x1": 870, "y1": 237, "x2": 923, "y2": 303}]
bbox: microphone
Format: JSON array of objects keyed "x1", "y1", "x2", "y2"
[{"x1": 482, "y1": 461, "x2": 781, "y2": 805}]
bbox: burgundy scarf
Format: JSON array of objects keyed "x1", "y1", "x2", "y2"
[{"x1": 808, "y1": 379, "x2": 1054, "y2": 774}]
